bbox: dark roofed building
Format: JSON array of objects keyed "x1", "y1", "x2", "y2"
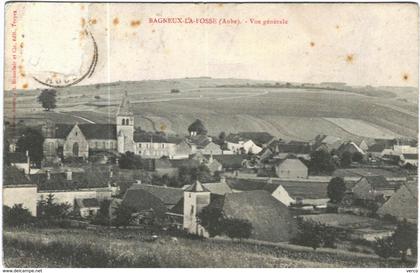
[
  {"x1": 351, "y1": 176, "x2": 400, "y2": 201},
  {"x1": 123, "y1": 184, "x2": 184, "y2": 215},
  {"x1": 213, "y1": 191, "x2": 295, "y2": 242},
  {"x1": 377, "y1": 183, "x2": 417, "y2": 223}
]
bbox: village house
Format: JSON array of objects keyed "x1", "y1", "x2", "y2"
[
  {"x1": 122, "y1": 184, "x2": 184, "y2": 221},
  {"x1": 335, "y1": 141, "x2": 366, "y2": 158},
  {"x1": 377, "y1": 182, "x2": 417, "y2": 223},
  {"x1": 74, "y1": 198, "x2": 101, "y2": 218},
  {"x1": 225, "y1": 133, "x2": 263, "y2": 154},
  {"x1": 3, "y1": 166, "x2": 38, "y2": 216},
  {"x1": 186, "y1": 135, "x2": 222, "y2": 155},
  {"x1": 275, "y1": 158, "x2": 308, "y2": 179},
  {"x1": 42, "y1": 92, "x2": 187, "y2": 161},
  {"x1": 339, "y1": 176, "x2": 401, "y2": 216},
  {"x1": 7, "y1": 151, "x2": 31, "y2": 174},
  {"x1": 180, "y1": 180, "x2": 295, "y2": 242},
  {"x1": 312, "y1": 134, "x2": 343, "y2": 153}
]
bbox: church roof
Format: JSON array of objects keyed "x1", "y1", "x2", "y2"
[
  {"x1": 117, "y1": 92, "x2": 133, "y2": 116},
  {"x1": 53, "y1": 124, "x2": 117, "y2": 140}
]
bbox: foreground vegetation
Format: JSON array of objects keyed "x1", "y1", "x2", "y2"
[{"x1": 3, "y1": 227, "x2": 415, "y2": 268}]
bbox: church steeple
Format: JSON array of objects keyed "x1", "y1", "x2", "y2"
[
  {"x1": 117, "y1": 91, "x2": 133, "y2": 117},
  {"x1": 116, "y1": 91, "x2": 135, "y2": 153}
]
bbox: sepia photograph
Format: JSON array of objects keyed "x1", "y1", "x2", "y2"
[{"x1": 1, "y1": 1, "x2": 419, "y2": 269}]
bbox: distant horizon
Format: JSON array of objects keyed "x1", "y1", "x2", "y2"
[{"x1": 4, "y1": 76, "x2": 418, "y2": 92}]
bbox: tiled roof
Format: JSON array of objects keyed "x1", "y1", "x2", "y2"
[
  {"x1": 403, "y1": 153, "x2": 418, "y2": 160},
  {"x1": 133, "y1": 132, "x2": 169, "y2": 143},
  {"x1": 377, "y1": 183, "x2": 417, "y2": 222},
  {"x1": 3, "y1": 166, "x2": 31, "y2": 185},
  {"x1": 7, "y1": 152, "x2": 27, "y2": 163},
  {"x1": 127, "y1": 184, "x2": 184, "y2": 205},
  {"x1": 184, "y1": 180, "x2": 209, "y2": 192},
  {"x1": 218, "y1": 190, "x2": 295, "y2": 242},
  {"x1": 53, "y1": 124, "x2": 117, "y2": 140},
  {"x1": 202, "y1": 182, "x2": 232, "y2": 195},
  {"x1": 363, "y1": 176, "x2": 399, "y2": 191}
]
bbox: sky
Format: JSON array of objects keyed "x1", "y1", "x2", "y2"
[{"x1": 4, "y1": 3, "x2": 419, "y2": 90}]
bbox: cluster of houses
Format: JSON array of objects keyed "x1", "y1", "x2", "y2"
[{"x1": 3, "y1": 92, "x2": 418, "y2": 245}]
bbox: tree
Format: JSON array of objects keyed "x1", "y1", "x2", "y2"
[
  {"x1": 92, "y1": 199, "x2": 112, "y2": 226},
  {"x1": 37, "y1": 194, "x2": 71, "y2": 220},
  {"x1": 223, "y1": 218, "x2": 253, "y2": 240},
  {"x1": 340, "y1": 151, "x2": 352, "y2": 168},
  {"x1": 112, "y1": 203, "x2": 135, "y2": 228},
  {"x1": 3, "y1": 204, "x2": 33, "y2": 227},
  {"x1": 198, "y1": 206, "x2": 225, "y2": 237},
  {"x1": 16, "y1": 127, "x2": 44, "y2": 167},
  {"x1": 392, "y1": 220, "x2": 417, "y2": 262},
  {"x1": 37, "y1": 89, "x2": 57, "y2": 111},
  {"x1": 223, "y1": 218, "x2": 252, "y2": 239},
  {"x1": 188, "y1": 119, "x2": 207, "y2": 135},
  {"x1": 374, "y1": 236, "x2": 397, "y2": 259},
  {"x1": 327, "y1": 177, "x2": 347, "y2": 204},
  {"x1": 292, "y1": 220, "x2": 324, "y2": 250},
  {"x1": 119, "y1": 152, "x2": 142, "y2": 169},
  {"x1": 219, "y1": 131, "x2": 226, "y2": 143},
  {"x1": 309, "y1": 150, "x2": 337, "y2": 175}
]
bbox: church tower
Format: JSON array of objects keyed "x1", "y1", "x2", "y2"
[
  {"x1": 116, "y1": 91, "x2": 135, "y2": 153},
  {"x1": 183, "y1": 180, "x2": 211, "y2": 237}
]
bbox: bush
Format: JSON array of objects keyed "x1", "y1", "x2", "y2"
[
  {"x1": 37, "y1": 194, "x2": 71, "y2": 221},
  {"x1": 3, "y1": 204, "x2": 34, "y2": 227},
  {"x1": 223, "y1": 218, "x2": 253, "y2": 240},
  {"x1": 291, "y1": 219, "x2": 338, "y2": 250},
  {"x1": 374, "y1": 237, "x2": 397, "y2": 259},
  {"x1": 197, "y1": 206, "x2": 225, "y2": 237}
]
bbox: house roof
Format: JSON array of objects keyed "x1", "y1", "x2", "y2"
[
  {"x1": 202, "y1": 182, "x2": 232, "y2": 195},
  {"x1": 276, "y1": 158, "x2": 308, "y2": 170},
  {"x1": 216, "y1": 190, "x2": 295, "y2": 242},
  {"x1": 226, "y1": 132, "x2": 274, "y2": 146},
  {"x1": 356, "y1": 176, "x2": 399, "y2": 191},
  {"x1": 117, "y1": 91, "x2": 133, "y2": 116},
  {"x1": 186, "y1": 135, "x2": 212, "y2": 148},
  {"x1": 123, "y1": 188, "x2": 169, "y2": 215},
  {"x1": 226, "y1": 178, "x2": 330, "y2": 199},
  {"x1": 126, "y1": 184, "x2": 184, "y2": 206},
  {"x1": 184, "y1": 180, "x2": 209, "y2": 192},
  {"x1": 75, "y1": 198, "x2": 100, "y2": 208},
  {"x1": 336, "y1": 141, "x2": 365, "y2": 155},
  {"x1": 7, "y1": 152, "x2": 27, "y2": 163},
  {"x1": 211, "y1": 154, "x2": 247, "y2": 169},
  {"x1": 29, "y1": 169, "x2": 110, "y2": 190},
  {"x1": 402, "y1": 154, "x2": 418, "y2": 160},
  {"x1": 332, "y1": 168, "x2": 406, "y2": 178},
  {"x1": 377, "y1": 183, "x2": 417, "y2": 222},
  {"x1": 367, "y1": 143, "x2": 386, "y2": 153},
  {"x1": 3, "y1": 166, "x2": 31, "y2": 185},
  {"x1": 134, "y1": 132, "x2": 169, "y2": 143}
]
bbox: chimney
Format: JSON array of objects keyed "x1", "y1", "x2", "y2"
[
  {"x1": 46, "y1": 169, "x2": 51, "y2": 180},
  {"x1": 66, "y1": 169, "x2": 72, "y2": 181}
]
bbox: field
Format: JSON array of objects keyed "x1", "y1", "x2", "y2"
[
  {"x1": 3, "y1": 227, "x2": 414, "y2": 268},
  {"x1": 4, "y1": 78, "x2": 418, "y2": 140}
]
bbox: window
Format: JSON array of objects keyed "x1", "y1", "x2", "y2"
[
  {"x1": 122, "y1": 119, "x2": 125, "y2": 125},
  {"x1": 161, "y1": 144, "x2": 165, "y2": 148}
]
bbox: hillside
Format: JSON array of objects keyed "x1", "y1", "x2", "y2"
[
  {"x1": 3, "y1": 228, "x2": 413, "y2": 268},
  {"x1": 4, "y1": 78, "x2": 418, "y2": 141}
]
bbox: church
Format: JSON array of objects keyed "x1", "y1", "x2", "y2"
[{"x1": 42, "y1": 92, "x2": 189, "y2": 161}]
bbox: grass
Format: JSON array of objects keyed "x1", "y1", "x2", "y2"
[{"x1": 3, "y1": 227, "x2": 415, "y2": 268}]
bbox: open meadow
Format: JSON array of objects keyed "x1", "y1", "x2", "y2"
[
  {"x1": 4, "y1": 78, "x2": 418, "y2": 140},
  {"x1": 3, "y1": 227, "x2": 414, "y2": 268}
]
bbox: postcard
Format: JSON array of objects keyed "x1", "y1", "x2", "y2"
[{"x1": 2, "y1": 1, "x2": 419, "y2": 269}]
